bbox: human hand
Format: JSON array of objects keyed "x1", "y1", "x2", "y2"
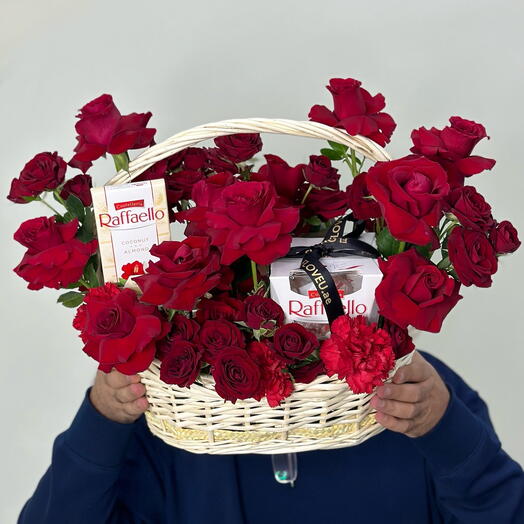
[
  {"x1": 90, "y1": 369, "x2": 149, "y2": 424},
  {"x1": 370, "y1": 351, "x2": 450, "y2": 438}
]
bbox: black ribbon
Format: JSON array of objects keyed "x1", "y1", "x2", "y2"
[{"x1": 286, "y1": 214, "x2": 379, "y2": 326}]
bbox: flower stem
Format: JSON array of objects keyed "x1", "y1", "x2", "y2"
[
  {"x1": 397, "y1": 241, "x2": 406, "y2": 254},
  {"x1": 78, "y1": 278, "x2": 91, "y2": 289},
  {"x1": 251, "y1": 259, "x2": 258, "y2": 290},
  {"x1": 38, "y1": 196, "x2": 62, "y2": 216},
  {"x1": 300, "y1": 183, "x2": 314, "y2": 205},
  {"x1": 53, "y1": 190, "x2": 67, "y2": 208},
  {"x1": 350, "y1": 148, "x2": 358, "y2": 176}
]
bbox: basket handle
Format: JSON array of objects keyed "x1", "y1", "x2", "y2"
[{"x1": 106, "y1": 118, "x2": 391, "y2": 186}]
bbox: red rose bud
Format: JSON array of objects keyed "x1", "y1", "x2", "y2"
[
  {"x1": 160, "y1": 341, "x2": 203, "y2": 387},
  {"x1": 60, "y1": 174, "x2": 93, "y2": 206},
  {"x1": 410, "y1": 116, "x2": 496, "y2": 187},
  {"x1": 205, "y1": 180, "x2": 300, "y2": 265},
  {"x1": 291, "y1": 360, "x2": 326, "y2": 384},
  {"x1": 376, "y1": 249, "x2": 462, "y2": 333},
  {"x1": 445, "y1": 186, "x2": 494, "y2": 232},
  {"x1": 308, "y1": 78, "x2": 396, "y2": 146},
  {"x1": 244, "y1": 295, "x2": 285, "y2": 330},
  {"x1": 448, "y1": 227, "x2": 498, "y2": 288},
  {"x1": 195, "y1": 293, "x2": 246, "y2": 323},
  {"x1": 157, "y1": 314, "x2": 200, "y2": 360},
  {"x1": 489, "y1": 220, "x2": 521, "y2": 254},
  {"x1": 247, "y1": 341, "x2": 293, "y2": 407},
  {"x1": 214, "y1": 133, "x2": 263, "y2": 163},
  {"x1": 198, "y1": 319, "x2": 246, "y2": 362},
  {"x1": 212, "y1": 347, "x2": 262, "y2": 403},
  {"x1": 135, "y1": 236, "x2": 224, "y2": 311},
  {"x1": 252, "y1": 154, "x2": 307, "y2": 205},
  {"x1": 8, "y1": 152, "x2": 67, "y2": 203},
  {"x1": 73, "y1": 283, "x2": 169, "y2": 375},
  {"x1": 382, "y1": 319, "x2": 415, "y2": 359},
  {"x1": 272, "y1": 323, "x2": 319, "y2": 363},
  {"x1": 13, "y1": 217, "x2": 97, "y2": 290},
  {"x1": 303, "y1": 186, "x2": 349, "y2": 221},
  {"x1": 304, "y1": 155, "x2": 340, "y2": 188},
  {"x1": 347, "y1": 172, "x2": 381, "y2": 220},
  {"x1": 367, "y1": 156, "x2": 449, "y2": 246},
  {"x1": 320, "y1": 315, "x2": 395, "y2": 394}
]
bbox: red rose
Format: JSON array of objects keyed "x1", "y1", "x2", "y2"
[
  {"x1": 410, "y1": 116, "x2": 496, "y2": 186},
  {"x1": 291, "y1": 360, "x2": 326, "y2": 384},
  {"x1": 490, "y1": 220, "x2": 521, "y2": 254},
  {"x1": 320, "y1": 315, "x2": 395, "y2": 394},
  {"x1": 244, "y1": 295, "x2": 285, "y2": 330},
  {"x1": 304, "y1": 155, "x2": 340, "y2": 188},
  {"x1": 121, "y1": 261, "x2": 145, "y2": 280},
  {"x1": 304, "y1": 186, "x2": 349, "y2": 221},
  {"x1": 8, "y1": 152, "x2": 67, "y2": 203},
  {"x1": 367, "y1": 156, "x2": 449, "y2": 245},
  {"x1": 445, "y1": 186, "x2": 494, "y2": 231},
  {"x1": 60, "y1": 174, "x2": 93, "y2": 206},
  {"x1": 346, "y1": 172, "x2": 381, "y2": 220},
  {"x1": 195, "y1": 293, "x2": 246, "y2": 323},
  {"x1": 247, "y1": 341, "x2": 293, "y2": 407},
  {"x1": 204, "y1": 180, "x2": 300, "y2": 265},
  {"x1": 382, "y1": 319, "x2": 415, "y2": 359},
  {"x1": 214, "y1": 133, "x2": 263, "y2": 163},
  {"x1": 448, "y1": 227, "x2": 498, "y2": 288},
  {"x1": 71, "y1": 94, "x2": 155, "y2": 163},
  {"x1": 252, "y1": 154, "x2": 307, "y2": 205},
  {"x1": 309, "y1": 78, "x2": 396, "y2": 146},
  {"x1": 160, "y1": 341, "x2": 203, "y2": 387},
  {"x1": 13, "y1": 217, "x2": 97, "y2": 290},
  {"x1": 212, "y1": 347, "x2": 262, "y2": 403},
  {"x1": 135, "y1": 237, "x2": 225, "y2": 310},
  {"x1": 376, "y1": 249, "x2": 462, "y2": 333},
  {"x1": 272, "y1": 323, "x2": 319, "y2": 363},
  {"x1": 204, "y1": 148, "x2": 238, "y2": 174},
  {"x1": 181, "y1": 147, "x2": 209, "y2": 171},
  {"x1": 157, "y1": 313, "x2": 200, "y2": 360},
  {"x1": 198, "y1": 319, "x2": 246, "y2": 361},
  {"x1": 73, "y1": 283, "x2": 169, "y2": 374}
]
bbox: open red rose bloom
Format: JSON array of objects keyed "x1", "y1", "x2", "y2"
[{"x1": 9, "y1": 79, "x2": 520, "y2": 405}]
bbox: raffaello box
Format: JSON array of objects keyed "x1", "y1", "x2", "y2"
[
  {"x1": 269, "y1": 234, "x2": 381, "y2": 339},
  {"x1": 91, "y1": 179, "x2": 170, "y2": 284}
]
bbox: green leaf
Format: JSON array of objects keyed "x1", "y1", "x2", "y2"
[
  {"x1": 304, "y1": 215, "x2": 324, "y2": 227},
  {"x1": 112, "y1": 152, "x2": 130, "y2": 172},
  {"x1": 327, "y1": 140, "x2": 349, "y2": 153},
  {"x1": 437, "y1": 256, "x2": 451, "y2": 269},
  {"x1": 57, "y1": 291, "x2": 85, "y2": 308},
  {"x1": 320, "y1": 148, "x2": 343, "y2": 161},
  {"x1": 415, "y1": 241, "x2": 434, "y2": 259},
  {"x1": 376, "y1": 227, "x2": 401, "y2": 258},
  {"x1": 77, "y1": 206, "x2": 96, "y2": 242},
  {"x1": 64, "y1": 194, "x2": 85, "y2": 222},
  {"x1": 83, "y1": 257, "x2": 100, "y2": 287}
]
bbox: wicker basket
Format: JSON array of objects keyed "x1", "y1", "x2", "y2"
[{"x1": 106, "y1": 118, "x2": 414, "y2": 454}]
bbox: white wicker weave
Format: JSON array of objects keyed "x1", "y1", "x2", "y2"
[{"x1": 107, "y1": 118, "x2": 411, "y2": 454}]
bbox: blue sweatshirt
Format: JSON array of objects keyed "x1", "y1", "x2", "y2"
[{"x1": 18, "y1": 352, "x2": 524, "y2": 523}]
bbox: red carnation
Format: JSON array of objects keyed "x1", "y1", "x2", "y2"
[
  {"x1": 8, "y1": 152, "x2": 67, "y2": 203},
  {"x1": 309, "y1": 78, "x2": 396, "y2": 146},
  {"x1": 247, "y1": 341, "x2": 293, "y2": 407},
  {"x1": 160, "y1": 340, "x2": 204, "y2": 387},
  {"x1": 244, "y1": 295, "x2": 285, "y2": 330},
  {"x1": 410, "y1": 116, "x2": 496, "y2": 186},
  {"x1": 448, "y1": 226, "x2": 498, "y2": 288},
  {"x1": 212, "y1": 347, "x2": 262, "y2": 403},
  {"x1": 204, "y1": 180, "x2": 300, "y2": 265},
  {"x1": 214, "y1": 133, "x2": 263, "y2": 163},
  {"x1": 376, "y1": 249, "x2": 462, "y2": 333},
  {"x1": 320, "y1": 315, "x2": 395, "y2": 394},
  {"x1": 135, "y1": 237, "x2": 226, "y2": 311},
  {"x1": 367, "y1": 156, "x2": 449, "y2": 246},
  {"x1": 490, "y1": 220, "x2": 521, "y2": 254},
  {"x1": 73, "y1": 283, "x2": 169, "y2": 374},
  {"x1": 13, "y1": 217, "x2": 97, "y2": 290},
  {"x1": 71, "y1": 94, "x2": 156, "y2": 163}
]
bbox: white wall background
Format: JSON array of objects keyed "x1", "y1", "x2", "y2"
[{"x1": 1, "y1": 0, "x2": 523, "y2": 521}]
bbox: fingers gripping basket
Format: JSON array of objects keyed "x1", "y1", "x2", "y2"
[{"x1": 107, "y1": 118, "x2": 415, "y2": 455}]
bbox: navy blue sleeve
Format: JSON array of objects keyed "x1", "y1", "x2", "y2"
[
  {"x1": 413, "y1": 352, "x2": 524, "y2": 523},
  {"x1": 18, "y1": 389, "x2": 140, "y2": 524}
]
